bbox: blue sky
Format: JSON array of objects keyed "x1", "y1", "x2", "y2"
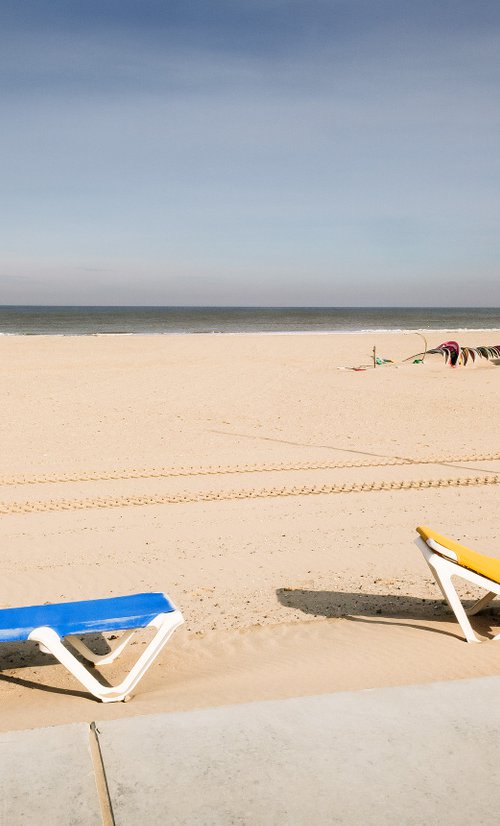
[{"x1": 1, "y1": 1, "x2": 499, "y2": 305}]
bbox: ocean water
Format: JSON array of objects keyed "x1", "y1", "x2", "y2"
[{"x1": 1, "y1": 306, "x2": 500, "y2": 336}]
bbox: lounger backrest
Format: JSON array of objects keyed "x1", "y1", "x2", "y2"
[{"x1": 417, "y1": 526, "x2": 500, "y2": 585}]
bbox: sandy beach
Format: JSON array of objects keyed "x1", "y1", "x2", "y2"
[{"x1": 1, "y1": 330, "x2": 500, "y2": 732}]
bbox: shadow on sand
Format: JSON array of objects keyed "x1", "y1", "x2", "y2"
[
  {"x1": 0, "y1": 634, "x2": 116, "y2": 699},
  {"x1": 276, "y1": 588, "x2": 500, "y2": 641}
]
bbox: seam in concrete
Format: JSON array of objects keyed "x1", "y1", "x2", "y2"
[{"x1": 89, "y1": 721, "x2": 115, "y2": 826}]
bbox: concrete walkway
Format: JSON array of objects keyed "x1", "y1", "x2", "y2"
[
  {"x1": 0, "y1": 723, "x2": 102, "y2": 825},
  {"x1": 3, "y1": 676, "x2": 500, "y2": 824}
]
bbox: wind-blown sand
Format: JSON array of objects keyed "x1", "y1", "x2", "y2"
[{"x1": 1, "y1": 330, "x2": 500, "y2": 731}]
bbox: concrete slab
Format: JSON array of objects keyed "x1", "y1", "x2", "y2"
[
  {"x1": 97, "y1": 676, "x2": 500, "y2": 825},
  {"x1": 0, "y1": 723, "x2": 101, "y2": 826}
]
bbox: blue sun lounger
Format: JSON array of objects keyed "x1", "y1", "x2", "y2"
[{"x1": 0, "y1": 592, "x2": 184, "y2": 702}]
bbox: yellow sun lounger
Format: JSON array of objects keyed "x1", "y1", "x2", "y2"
[{"x1": 416, "y1": 526, "x2": 500, "y2": 643}]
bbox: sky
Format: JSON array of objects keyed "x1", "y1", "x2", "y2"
[{"x1": 1, "y1": 0, "x2": 499, "y2": 306}]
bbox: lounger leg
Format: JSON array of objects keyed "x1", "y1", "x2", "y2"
[
  {"x1": 104, "y1": 611, "x2": 185, "y2": 702},
  {"x1": 28, "y1": 610, "x2": 184, "y2": 702},
  {"x1": 468, "y1": 592, "x2": 500, "y2": 642},
  {"x1": 467, "y1": 591, "x2": 497, "y2": 616},
  {"x1": 66, "y1": 629, "x2": 136, "y2": 665},
  {"x1": 426, "y1": 563, "x2": 451, "y2": 606},
  {"x1": 430, "y1": 566, "x2": 483, "y2": 643},
  {"x1": 29, "y1": 626, "x2": 125, "y2": 700}
]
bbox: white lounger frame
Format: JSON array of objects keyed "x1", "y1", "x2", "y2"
[
  {"x1": 417, "y1": 537, "x2": 500, "y2": 643},
  {"x1": 28, "y1": 609, "x2": 184, "y2": 702}
]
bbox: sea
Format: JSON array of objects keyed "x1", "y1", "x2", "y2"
[{"x1": 1, "y1": 306, "x2": 500, "y2": 336}]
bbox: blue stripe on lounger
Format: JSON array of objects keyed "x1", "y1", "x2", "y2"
[{"x1": 0, "y1": 592, "x2": 175, "y2": 642}]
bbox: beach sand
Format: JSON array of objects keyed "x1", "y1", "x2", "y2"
[{"x1": 1, "y1": 330, "x2": 500, "y2": 731}]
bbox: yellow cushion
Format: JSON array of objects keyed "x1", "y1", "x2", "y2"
[{"x1": 417, "y1": 525, "x2": 500, "y2": 585}]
